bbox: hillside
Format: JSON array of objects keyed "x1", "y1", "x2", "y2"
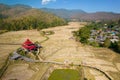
[
  {"x1": 0, "y1": 4, "x2": 67, "y2": 31},
  {"x1": 74, "y1": 12, "x2": 120, "y2": 21},
  {"x1": 0, "y1": 3, "x2": 31, "y2": 18},
  {"x1": 41, "y1": 8, "x2": 120, "y2": 21}
]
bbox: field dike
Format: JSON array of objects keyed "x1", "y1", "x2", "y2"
[{"x1": 0, "y1": 54, "x2": 10, "y2": 78}]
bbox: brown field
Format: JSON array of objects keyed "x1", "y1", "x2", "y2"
[{"x1": 0, "y1": 22, "x2": 120, "y2": 80}]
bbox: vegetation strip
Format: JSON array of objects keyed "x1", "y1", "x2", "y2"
[
  {"x1": 39, "y1": 36, "x2": 49, "y2": 44},
  {"x1": 0, "y1": 43, "x2": 21, "y2": 45},
  {"x1": 83, "y1": 65, "x2": 112, "y2": 80},
  {"x1": 0, "y1": 30, "x2": 8, "y2": 34},
  {"x1": 0, "y1": 55, "x2": 10, "y2": 78}
]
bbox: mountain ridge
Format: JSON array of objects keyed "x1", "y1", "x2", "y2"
[
  {"x1": 41, "y1": 8, "x2": 120, "y2": 21},
  {"x1": 0, "y1": 3, "x2": 120, "y2": 21},
  {"x1": 40, "y1": 8, "x2": 86, "y2": 19}
]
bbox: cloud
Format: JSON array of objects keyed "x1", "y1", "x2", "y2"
[{"x1": 41, "y1": 0, "x2": 56, "y2": 5}]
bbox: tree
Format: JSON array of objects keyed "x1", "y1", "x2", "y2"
[
  {"x1": 77, "y1": 27, "x2": 90, "y2": 43},
  {"x1": 116, "y1": 41, "x2": 120, "y2": 53},
  {"x1": 103, "y1": 38, "x2": 111, "y2": 48},
  {"x1": 110, "y1": 41, "x2": 118, "y2": 49}
]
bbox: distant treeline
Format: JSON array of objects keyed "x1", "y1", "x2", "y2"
[{"x1": 0, "y1": 9, "x2": 67, "y2": 31}]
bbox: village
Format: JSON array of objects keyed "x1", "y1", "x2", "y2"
[{"x1": 88, "y1": 24, "x2": 120, "y2": 44}]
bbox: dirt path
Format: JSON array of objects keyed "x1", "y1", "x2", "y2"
[{"x1": 40, "y1": 22, "x2": 120, "y2": 80}]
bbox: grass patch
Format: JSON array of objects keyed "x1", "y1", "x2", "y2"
[
  {"x1": 0, "y1": 30, "x2": 8, "y2": 34},
  {"x1": 48, "y1": 69, "x2": 80, "y2": 80}
]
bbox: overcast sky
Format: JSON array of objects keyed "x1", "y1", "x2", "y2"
[{"x1": 0, "y1": 0, "x2": 120, "y2": 13}]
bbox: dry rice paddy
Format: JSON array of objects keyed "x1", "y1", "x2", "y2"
[{"x1": 0, "y1": 22, "x2": 120, "y2": 80}]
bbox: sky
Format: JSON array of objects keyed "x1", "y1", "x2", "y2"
[{"x1": 0, "y1": 0, "x2": 120, "y2": 13}]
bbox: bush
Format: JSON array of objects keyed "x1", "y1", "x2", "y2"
[
  {"x1": 103, "y1": 38, "x2": 111, "y2": 48},
  {"x1": 89, "y1": 41, "x2": 99, "y2": 47},
  {"x1": 75, "y1": 27, "x2": 90, "y2": 43},
  {"x1": 0, "y1": 30, "x2": 8, "y2": 34}
]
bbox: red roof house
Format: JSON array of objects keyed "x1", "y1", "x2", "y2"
[{"x1": 22, "y1": 39, "x2": 37, "y2": 51}]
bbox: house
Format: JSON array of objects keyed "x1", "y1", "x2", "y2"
[
  {"x1": 88, "y1": 37, "x2": 94, "y2": 42},
  {"x1": 88, "y1": 24, "x2": 120, "y2": 44},
  {"x1": 10, "y1": 51, "x2": 35, "y2": 62},
  {"x1": 110, "y1": 39, "x2": 119, "y2": 43},
  {"x1": 10, "y1": 51, "x2": 21, "y2": 60},
  {"x1": 22, "y1": 39, "x2": 41, "y2": 51}
]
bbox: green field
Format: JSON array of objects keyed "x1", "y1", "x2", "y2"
[{"x1": 48, "y1": 69, "x2": 80, "y2": 80}]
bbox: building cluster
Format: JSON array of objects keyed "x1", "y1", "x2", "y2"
[{"x1": 88, "y1": 25, "x2": 120, "y2": 44}]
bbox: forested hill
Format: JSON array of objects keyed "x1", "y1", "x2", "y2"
[{"x1": 0, "y1": 4, "x2": 67, "y2": 31}]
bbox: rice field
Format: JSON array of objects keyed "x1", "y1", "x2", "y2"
[
  {"x1": 0, "y1": 22, "x2": 120, "y2": 80},
  {"x1": 48, "y1": 69, "x2": 80, "y2": 80}
]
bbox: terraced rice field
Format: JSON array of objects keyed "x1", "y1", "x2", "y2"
[{"x1": 0, "y1": 22, "x2": 120, "y2": 80}]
